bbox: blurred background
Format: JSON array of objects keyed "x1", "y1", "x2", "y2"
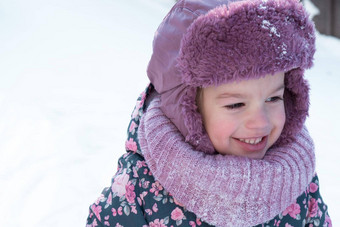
[
  {"x1": 308, "y1": 0, "x2": 340, "y2": 38},
  {"x1": 0, "y1": 0, "x2": 339, "y2": 226}
]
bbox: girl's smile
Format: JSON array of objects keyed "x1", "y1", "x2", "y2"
[{"x1": 234, "y1": 136, "x2": 268, "y2": 153}]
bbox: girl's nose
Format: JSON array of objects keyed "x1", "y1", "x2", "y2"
[{"x1": 245, "y1": 107, "x2": 270, "y2": 131}]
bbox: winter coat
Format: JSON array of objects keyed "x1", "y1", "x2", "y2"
[{"x1": 86, "y1": 86, "x2": 331, "y2": 227}]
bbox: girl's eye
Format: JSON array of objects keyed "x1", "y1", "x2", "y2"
[
  {"x1": 225, "y1": 103, "x2": 245, "y2": 109},
  {"x1": 266, "y1": 96, "x2": 283, "y2": 102}
]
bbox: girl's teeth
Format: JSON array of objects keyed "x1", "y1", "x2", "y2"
[
  {"x1": 256, "y1": 138, "x2": 263, "y2": 144},
  {"x1": 239, "y1": 137, "x2": 263, "y2": 144}
]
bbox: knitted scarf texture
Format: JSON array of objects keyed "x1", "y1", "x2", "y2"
[{"x1": 138, "y1": 96, "x2": 316, "y2": 227}]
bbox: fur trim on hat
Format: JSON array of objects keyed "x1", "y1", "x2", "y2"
[
  {"x1": 176, "y1": 0, "x2": 315, "y2": 151},
  {"x1": 178, "y1": 0, "x2": 315, "y2": 87}
]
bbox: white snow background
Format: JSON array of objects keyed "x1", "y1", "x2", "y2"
[{"x1": 0, "y1": 0, "x2": 338, "y2": 226}]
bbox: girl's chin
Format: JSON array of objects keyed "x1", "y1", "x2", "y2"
[
  {"x1": 242, "y1": 151, "x2": 267, "y2": 160},
  {"x1": 216, "y1": 148, "x2": 267, "y2": 159}
]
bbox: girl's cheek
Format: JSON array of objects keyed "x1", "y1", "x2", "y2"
[{"x1": 276, "y1": 105, "x2": 286, "y2": 130}]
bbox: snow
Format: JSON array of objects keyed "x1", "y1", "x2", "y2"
[
  {"x1": 0, "y1": 0, "x2": 339, "y2": 226},
  {"x1": 261, "y1": 20, "x2": 280, "y2": 37}
]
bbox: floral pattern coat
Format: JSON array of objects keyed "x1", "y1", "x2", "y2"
[{"x1": 86, "y1": 85, "x2": 332, "y2": 227}]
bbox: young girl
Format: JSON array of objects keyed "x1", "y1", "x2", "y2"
[{"x1": 86, "y1": 0, "x2": 332, "y2": 226}]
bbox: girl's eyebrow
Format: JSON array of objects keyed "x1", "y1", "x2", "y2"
[
  {"x1": 217, "y1": 83, "x2": 285, "y2": 99},
  {"x1": 217, "y1": 93, "x2": 245, "y2": 99},
  {"x1": 273, "y1": 84, "x2": 285, "y2": 93}
]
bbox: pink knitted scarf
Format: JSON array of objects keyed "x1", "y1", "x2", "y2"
[{"x1": 138, "y1": 96, "x2": 316, "y2": 227}]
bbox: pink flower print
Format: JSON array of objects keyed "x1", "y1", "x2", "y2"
[
  {"x1": 112, "y1": 208, "x2": 117, "y2": 216},
  {"x1": 129, "y1": 121, "x2": 137, "y2": 133},
  {"x1": 150, "y1": 181, "x2": 163, "y2": 196},
  {"x1": 106, "y1": 193, "x2": 112, "y2": 206},
  {"x1": 132, "y1": 104, "x2": 140, "y2": 118},
  {"x1": 137, "y1": 197, "x2": 142, "y2": 206},
  {"x1": 143, "y1": 168, "x2": 148, "y2": 175},
  {"x1": 133, "y1": 169, "x2": 138, "y2": 178},
  {"x1": 91, "y1": 204, "x2": 102, "y2": 221},
  {"x1": 112, "y1": 170, "x2": 129, "y2": 197},
  {"x1": 136, "y1": 160, "x2": 146, "y2": 168},
  {"x1": 274, "y1": 219, "x2": 281, "y2": 226},
  {"x1": 118, "y1": 206, "x2": 123, "y2": 216},
  {"x1": 139, "y1": 191, "x2": 148, "y2": 204},
  {"x1": 196, "y1": 218, "x2": 202, "y2": 225},
  {"x1": 138, "y1": 92, "x2": 146, "y2": 109},
  {"x1": 309, "y1": 182, "x2": 318, "y2": 193},
  {"x1": 308, "y1": 198, "x2": 319, "y2": 218},
  {"x1": 325, "y1": 213, "x2": 333, "y2": 226},
  {"x1": 142, "y1": 180, "x2": 150, "y2": 189},
  {"x1": 90, "y1": 219, "x2": 98, "y2": 227},
  {"x1": 149, "y1": 219, "x2": 167, "y2": 227},
  {"x1": 145, "y1": 209, "x2": 153, "y2": 216},
  {"x1": 171, "y1": 207, "x2": 184, "y2": 221},
  {"x1": 152, "y1": 203, "x2": 158, "y2": 212},
  {"x1": 125, "y1": 183, "x2": 136, "y2": 204},
  {"x1": 282, "y1": 203, "x2": 301, "y2": 219},
  {"x1": 125, "y1": 138, "x2": 137, "y2": 152},
  {"x1": 285, "y1": 224, "x2": 293, "y2": 227},
  {"x1": 115, "y1": 224, "x2": 123, "y2": 227},
  {"x1": 131, "y1": 205, "x2": 137, "y2": 214},
  {"x1": 189, "y1": 221, "x2": 196, "y2": 227}
]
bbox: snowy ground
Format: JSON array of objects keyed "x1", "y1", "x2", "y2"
[{"x1": 0, "y1": 0, "x2": 338, "y2": 226}]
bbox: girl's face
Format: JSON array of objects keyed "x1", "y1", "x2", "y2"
[{"x1": 198, "y1": 72, "x2": 286, "y2": 159}]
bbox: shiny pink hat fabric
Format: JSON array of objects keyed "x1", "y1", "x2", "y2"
[{"x1": 147, "y1": 0, "x2": 316, "y2": 153}]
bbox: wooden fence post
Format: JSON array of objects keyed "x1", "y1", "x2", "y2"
[
  {"x1": 309, "y1": 0, "x2": 340, "y2": 39},
  {"x1": 334, "y1": 0, "x2": 340, "y2": 38},
  {"x1": 311, "y1": 0, "x2": 333, "y2": 35}
]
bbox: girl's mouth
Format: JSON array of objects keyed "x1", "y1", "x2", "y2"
[
  {"x1": 238, "y1": 137, "x2": 263, "y2": 145},
  {"x1": 235, "y1": 136, "x2": 268, "y2": 153}
]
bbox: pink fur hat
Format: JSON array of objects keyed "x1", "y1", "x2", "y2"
[{"x1": 147, "y1": 0, "x2": 316, "y2": 154}]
